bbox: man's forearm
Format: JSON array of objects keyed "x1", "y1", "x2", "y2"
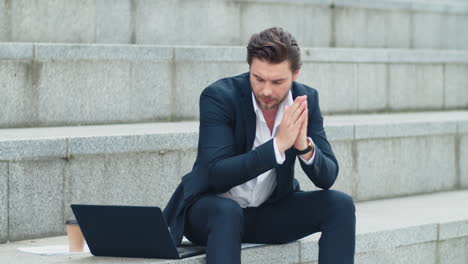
[{"x1": 207, "y1": 139, "x2": 278, "y2": 194}]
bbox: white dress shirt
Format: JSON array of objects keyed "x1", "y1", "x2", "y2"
[{"x1": 217, "y1": 90, "x2": 316, "y2": 208}]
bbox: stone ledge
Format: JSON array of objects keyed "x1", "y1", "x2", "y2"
[
  {"x1": 0, "y1": 111, "x2": 467, "y2": 161},
  {"x1": 234, "y1": 0, "x2": 468, "y2": 14},
  {"x1": 34, "y1": 43, "x2": 173, "y2": 61},
  {"x1": 0, "y1": 43, "x2": 33, "y2": 60},
  {"x1": 2, "y1": 44, "x2": 468, "y2": 63},
  {"x1": 2, "y1": 190, "x2": 468, "y2": 263}
]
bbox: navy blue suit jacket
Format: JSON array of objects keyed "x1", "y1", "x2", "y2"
[{"x1": 163, "y1": 72, "x2": 339, "y2": 245}]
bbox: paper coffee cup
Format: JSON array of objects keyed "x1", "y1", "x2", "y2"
[{"x1": 66, "y1": 219, "x2": 84, "y2": 252}]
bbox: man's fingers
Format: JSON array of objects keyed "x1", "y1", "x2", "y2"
[
  {"x1": 292, "y1": 108, "x2": 307, "y2": 133},
  {"x1": 290, "y1": 96, "x2": 307, "y2": 113},
  {"x1": 291, "y1": 100, "x2": 307, "y2": 123},
  {"x1": 282, "y1": 96, "x2": 307, "y2": 130}
]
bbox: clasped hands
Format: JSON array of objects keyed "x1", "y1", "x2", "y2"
[{"x1": 275, "y1": 95, "x2": 312, "y2": 159}]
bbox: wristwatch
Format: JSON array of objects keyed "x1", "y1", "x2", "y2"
[{"x1": 295, "y1": 137, "x2": 314, "y2": 155}]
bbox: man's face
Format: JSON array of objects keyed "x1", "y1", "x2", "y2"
[{"x1": 249, "y1": 58, "x2": 300, "y2": 111}]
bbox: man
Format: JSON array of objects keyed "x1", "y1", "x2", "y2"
[{"x1": 163, "y1": 27, "x2": 356, "y2": 264}]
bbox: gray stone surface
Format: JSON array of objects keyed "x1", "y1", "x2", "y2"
[
  {"x1": 445, "y1": 64, "x2": 468, "y2": 108},
  {"x1": 10, "y1": 0, "x2": 95, "y2": 43},
  {"x1": 297, "y1": 233, "x2": 320, "y2": 263},
  {"x1": 386, "y1": 49, "x2": 468, "y2": 64},
  {"x1": 299, "y1": 63, "x2": 357, "y2": 114},
  {"x1": 0, "y1": 61, "x2": 35, "y2": 128},
  {"x1": 461, "y1": 135, "x2": 468, "y2": 188},
  {"x1": 301, "y1": 47, "x2": 387, "y2": 63},
  {"x1": 413, "y1": 12, "x2": 444, "y2": 49},
  {"x1": 356, "y1": 135, "x2": 457, "y2": 201},
  {"x1": 67, "y1": 124, "x2": 199, "y2": 156},
  {"x1": 322, "y1": 123, "x2": 354, "y2": 141},
  {"x1": 0, "y1": 162, "x2": 7, "y2": 243},
  {"x1": 240, "y1": 2, "x2": 331, "y2": 47},
  {"x1": 175, "y1": 46, "x2": 245, "y2": 62},
  {"x1": 34, "y1": 61, "x2": 129, "y2": 126},
  {"x1": 0, "y1": 0, "x2": 8, "y2": 42},
  {"x1": 439, "y1": 219, "x2": 468, "y2": 240},
  {"x1": 95, "y1": 0, "x2": 132, "y2": 44},
  {"x1": 438, "y1": 236, "x2": 468, "y2": 264},
  {"x1": 334, "y1": 8, "x2": 378, "y2": 48},
  {"x1": 1, "y1": 111, "x2": 467, "y2": 161},
  {"x1": 300, "y1": 223, "x2": 439, "y2": 262},
  {"x1": 0, "y1": 43, "x2": 33, "y2": 59},
  {"x1": 133, "y1": 0, "x2": 177, "y2": 45},
  {"x1": 131, "y1": 61, "x2": 173, "y2": 121},
  {"x1": 2, "y1": 0, "x2": 468, "y2": 48},
  {"x1": 334, "y1": 7, "x2": 411, "y2": 48},
  {"x1": 356, "y1": 224, "x2": 438, "y2": 252},
  {"x1": 135, "y1": 0, "x2": 241, "y2": 45},
  {"x1": 2, "y1": 45, "x2": 468, "y2": 127},
  {"x1": 357, "y1": 190, "x2": 468, "y2": 233},
  {"x1": 388, "y1": 64, "x2": 444, "y2": 110},
  {"x1": 385, "y1": 9, "x2": 412, "y2": 48},
  {"x1": 0, "y1": 139, "x2": 67, "y2": 161},
  {"x1": 452, "y1": 15, "x2": 468, "y2": 49},
  {"x1": 34, "y1": 44, "x2": 173, "y2": 61},
  {"x1": 459, "y1": 120, "x2": 468, "y2": 134},
  {"x1": 65, "y1": 152, "x2": 181, "y2": 220},
  {"x1": 8, "y1": 160, "x2": 66, "y2": 241},
  {"x1": 174, "y1": 61, "x2": 248, "y2": 119},
  {"x1": 353, "y1": 117, "x2": 457, "y2": 140},
  {"x1": 354, "y1": 241, "x2": 438, "y2": 264},
  {"x1": 241, "y1": 242, "x2": 299, "y2": 264},
  {"x1": 356, "y1": 63, "x2": 387, "y2": 111}
]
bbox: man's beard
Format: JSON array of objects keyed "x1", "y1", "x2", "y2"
[{"x1": 254, "y1": 87, "x2": 291, "y2": 111}]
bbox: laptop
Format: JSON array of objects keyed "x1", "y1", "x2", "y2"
[{"x1": 71, "y1": 204, "x2": 206, "y2": 259}]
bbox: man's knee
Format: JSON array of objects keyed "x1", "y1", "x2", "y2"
[
  {"x1": 201, "y1": 196, "x2": 244, "y2": 228},
  {"x1": 206, "y1": 197, "x2": 244, "y2": 236},
  {"x1": 213, "y1": 198, "x2": 243, "y2": 218},
  {"x1": 322, "y1": 190, "x2": 356, "y2": 218}
]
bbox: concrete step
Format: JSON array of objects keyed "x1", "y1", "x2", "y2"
[
  {"x1": 1, "y1": 43, "x2": 468, "y2": 128},
  {"x1": 0, "y1": 111, "x2": 467, "y2": 242},
  {"x1": 1, "y1": 0, "x2": 468, "y2": 49},
  {"x1": 1, "y1": 190, "x2": 468, "y2": 263}
]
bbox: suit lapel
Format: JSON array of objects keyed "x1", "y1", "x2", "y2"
[{"x1": 240, "y1": 73, "x2": 257, "y2": 151}]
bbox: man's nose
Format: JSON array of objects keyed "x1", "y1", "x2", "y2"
[{"x1": 263, "y1": 83, "x2": 273, "y2": 97}]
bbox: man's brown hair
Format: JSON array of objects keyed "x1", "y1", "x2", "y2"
[{"x1": 246, "y1": 27, "x2": 302, "y2": 72}]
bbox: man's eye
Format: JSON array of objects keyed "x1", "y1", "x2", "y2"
[
  {"x1": 273, "y1": 81, "x2": 283, "y2": 85},
  {"x1": 256, "y1": 78, "x2": 264, "y2": 82}
]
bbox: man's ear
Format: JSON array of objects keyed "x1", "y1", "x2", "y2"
[{"x1": 292, "y1": 69, "x2": 300, "y2": 81}]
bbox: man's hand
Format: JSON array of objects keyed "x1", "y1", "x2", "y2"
[
  {"x1": 276, "y1": 96, "x2": 308, "y2": 153},
  {"x1": 294, "y1": 96, "x2": 308, "y2": 151}
]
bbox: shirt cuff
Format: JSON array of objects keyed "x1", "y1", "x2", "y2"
[
  {"x1": 273, "y1": 137, "x2": 286, "y2": 165},
  {"x1": 298, "y1": 137, "x2": 316, "y2": 165}
]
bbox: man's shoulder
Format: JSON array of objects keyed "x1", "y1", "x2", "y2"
[
  {"x1": 201, "y1": 72, "x2": 249, "y2": 99},
  {"x1": 292, "y1": 81, "x2": 319, "y2": 97}
]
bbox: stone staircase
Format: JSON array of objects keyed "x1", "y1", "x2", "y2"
[{"x1": 0, "y1": 0, "x2": 467, "y2": 263}]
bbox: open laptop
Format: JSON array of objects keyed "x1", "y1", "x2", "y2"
[{"x1": 71, "y1": 204, "x2": 206, "y2": 259}]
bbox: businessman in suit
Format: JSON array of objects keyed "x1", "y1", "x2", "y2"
[{"x1": 163, "y1": 27, "x2": 356, "y2": 264}]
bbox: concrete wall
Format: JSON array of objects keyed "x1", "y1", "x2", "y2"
[
  {"x1": 1, "y1": 44, "x2": 468, "y2": 128},
  {"x1": 0, "y1": 0, "x2": 468, "y2": 49}
]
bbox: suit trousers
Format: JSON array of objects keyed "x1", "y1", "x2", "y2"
[{"x1": 184, "y1": 189, "x2": 356, "y2": 264}]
